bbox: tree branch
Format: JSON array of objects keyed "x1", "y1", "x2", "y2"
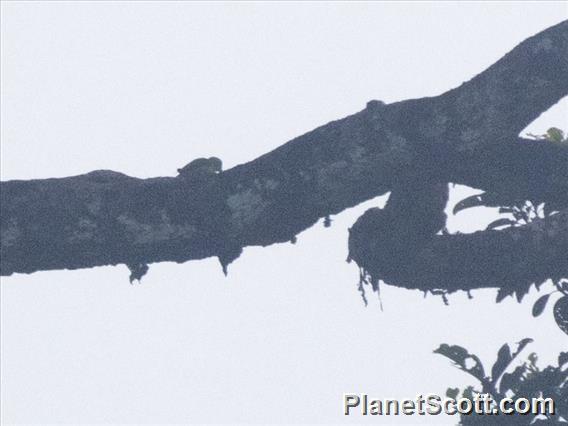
[
  {"x1": 2, "y1": 21, "x2": 567, "y2": 277},
  {"x1": 348, "y1": 195, "x2": 567, "y2": 297}
]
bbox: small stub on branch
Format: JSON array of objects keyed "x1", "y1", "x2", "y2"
[{"x1": 366, "y1": 99, "x2": 386, "y2": 110}]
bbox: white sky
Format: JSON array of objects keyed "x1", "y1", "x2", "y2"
[{"x1": 1, "y1": 2, "x2": 567, "y2": 424}]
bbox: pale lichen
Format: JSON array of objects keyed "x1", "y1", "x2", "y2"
[
  {"x1": 86, "y1": 199, "x2": 102, "y2": 215},
  {"x1": 419, "y1": 113, "x2": 450, "y2": 139},
  {"x1": 68, "y1": 218, "x2": 98, "y2": 243},
  {"x1": 263, "y1": 179, "x2": 279, "y2": 191},
  {"x1": 533, "y1": 37, "x2": 553, "y2": 53},
  {"x1": 117, "y1": 213, "x2": 196, "y2": 245},
  {"x1": 227, "y1": 189, "x2": 266, "y2": 231},
  {"x1": 1, "y1": 219, "x2": 21, "y2": 249}
]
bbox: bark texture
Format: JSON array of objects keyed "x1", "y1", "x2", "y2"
[{"x1": 2, "y1": 21, "x2": 568, "y2": 295}]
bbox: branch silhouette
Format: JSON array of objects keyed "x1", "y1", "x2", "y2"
[{"x1": 2, "y1": 21, "x2": 567, "y2": 293}]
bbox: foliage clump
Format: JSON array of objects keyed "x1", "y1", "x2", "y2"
[{"x1": 436, "y1": 340, "x2": 568, "y2": 425}]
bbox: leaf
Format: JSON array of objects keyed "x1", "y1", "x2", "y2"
[
  {"x1": 434, "y1": 343, "x2": 468, "y2": 361},
  {"x1": 452, "y1": 194, "x2": 486, "y2": 215},
  {"x1": 558, "y1": 352, "x2": 568, "y2": 368},
  {"x1": 462, "y1": 386, "x2": 475, "y2": 400},
  {"x1": 532, "y1": 294, "x2": 551, "y2": 317},
  {"x1": 446, "y1": 387, "x2": 460, "y2": 399},
  {"x1": 546, "y1": 127, "x2": 565, "y2": 143},
  {"x1": 500, "y1": 365, "x2": 526, "y2": 394},
  {"x1": 553, "y1": 297, "x2": 568, "y2": 336},
  {"x1": 528, "y1": 352, "x2": 538, "y2": 365},
  {"x1": 453, "y1": 191, "x2": 523, "y2": 216},
  {"x1": 486, "y1": 218, "x2": 515, "y2": 231},
  {"x1": 491, "y1": 344, "x2": 512, "y2": 383},
  {"x1": 496, "y1": 339, "x2": 533, "y2": 394},
  {"x1": 434, "y1": 344, "x2": 486, "y2": 382},
  {"x1": 512, "y1": 338, "x2": 534, "y2": 357}
]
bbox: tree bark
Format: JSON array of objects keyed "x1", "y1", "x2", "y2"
[
  {"x1": 348, "y1": 190, "x2": 568, "y2": 301},
  {"x1": 2, "y1": 21, "x2": 567, "y2": 292}
]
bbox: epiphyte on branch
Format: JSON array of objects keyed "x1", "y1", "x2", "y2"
[
  {"x1": 526, "y1": 127, "x2": 567, "y2": 143},
  {"x1": 545, "y1": 127, "x2": 566, "y2": 143},
  {"x1": 348, "y1": 183, "x2": 449, "y2": 292},
  {"x1": 126, "y1": 262, "x2": 149, "y2": 284},
  {"x1": 177, "y1": 157, "x2": 222, "y2": 180}
]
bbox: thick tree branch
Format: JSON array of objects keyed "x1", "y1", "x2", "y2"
[
  {"x1": 348, "y1": 194, "x2": 568, "y2": 297},
  {"x1": 1, "y1": 21, "x2": 567, "y2": 277}
]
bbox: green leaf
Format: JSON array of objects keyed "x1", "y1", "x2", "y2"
[
  {"x1": 532, "y1": 294, "x2": 551, "y2": 317},
  {"x1": 486, "y1": 218, "x2": 515, "y2": 230},
  {"x1": 546, "y1": 127, "x2": 565, "y2": 143}
]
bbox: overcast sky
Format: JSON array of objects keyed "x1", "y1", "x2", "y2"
[{"x1": 1, "y1": 2, "x2": 567, "y2": 425}]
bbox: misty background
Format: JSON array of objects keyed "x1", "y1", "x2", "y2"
[{"x1": 1, "y1": 2, "x2": 567, "y2": 424}]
